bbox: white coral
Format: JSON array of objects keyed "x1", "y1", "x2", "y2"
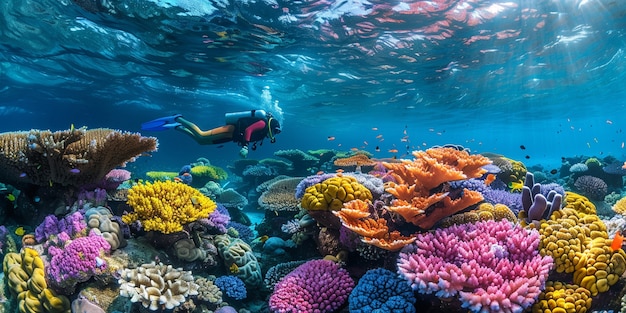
[{"x1": 118, "y1": 262, "x2": 199, "y2": 311}]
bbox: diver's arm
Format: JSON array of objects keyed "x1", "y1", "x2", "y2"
[{"x1": 242, "y1": 120, "x2": 267, "y2": 144}]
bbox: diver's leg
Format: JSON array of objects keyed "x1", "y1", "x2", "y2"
[{"x1": 175, "y1": 116, "x2": 235, "y2": 145}]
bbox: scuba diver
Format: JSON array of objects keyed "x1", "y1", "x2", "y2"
[{"x1": 141, "y1": 109, "x2": 281, "y2": 158}]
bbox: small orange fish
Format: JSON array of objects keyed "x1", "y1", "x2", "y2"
[
  {"x1": 336, "y1": 168, "x2": 345, "y2": 173},
  {"x1": 316, "y1": 170, "x2": 325, "y2": 175},
  {"x1": 622, "y1": 161, "x2": 626, "y2": 170},
  {"x1": 388, "y1": 149, "x2": 398, "y2": 153},
  {"x1": 484, "y1": 174, "x2": 496, "y2": 186},
  {"x1": 327, "y1": 136, "x2": 336, "y2": 141},
  {"x1": 611, "y1": 231, "x2": 624, "y2": 251},
  {"x1": 372, "y1": 127, "x2": 378, "y2": 131},
  {"x1": 350, "y1": 147, "x2": 359, "y2": 151}
]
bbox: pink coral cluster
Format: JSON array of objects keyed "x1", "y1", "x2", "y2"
[
  {"x1": 269, "y1": 259, "x2": 354, "y2": 313},
  {"x1": 397, "y1": 219, "x2": 552, "y2": 313},
  {"x1": 46, "y1": 231, "x2": 111, "y2": 294}
]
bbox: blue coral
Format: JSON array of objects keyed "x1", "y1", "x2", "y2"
[
  {"x1": 214, "y1": 275, "x2": 247, "y2": 300},
  {"x1": 349, "y1": 268, "x2": 416, "y2": 313}
]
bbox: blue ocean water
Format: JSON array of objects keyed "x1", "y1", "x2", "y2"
[
  {"x1": 1, "y1": 0, "x2": 625, "y2": 169},
  {"x1": 2, "y1": 0, "x2": 626, "y2": 312}
]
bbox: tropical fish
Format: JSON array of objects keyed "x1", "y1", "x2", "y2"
[
  {"x1": 69, "y1": 168, "x2": 80, "y2": 174},
  {"x1": 229, "y1": 263, "x2": 240, "y2": 274},
  {"x1": 257, "y1": 235, "x2": 269, "y2": 243},
  {"x1": 484, "y1": 174, "x2": 496, "y2": 186},
  {"x1": 508, "y1": 180, "x2": 524, "y2": 192},
  {"x1": 611, "y1": 231, "x2": 624, "y2": 252},
  {"x1": 371, "y1": 127, "x2": 378, "y2": 131},
  {"x1": 14, "y1": 226, "x2": 25, "y2": 236},
  {"x1": 388, "y1": 149, "x2": 398, "y2": 153},
  {"x1": 6, "y1": 194, "x2": 15, "y2": 202},
  {"x1": 327, "y1": 136, "x2": 335, "y2": 141}
]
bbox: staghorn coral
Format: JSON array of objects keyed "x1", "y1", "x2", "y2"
[
  {"x1": 118, "y1": 262, "x2": 199, "y2": 311},
  {"x1": 258, "y1": 176, "x2": 303, "y2": 211},
  {"x1": 301, "y1": 175, "x2": 373, "y2": 211},
  {"x1": 0, "y1": 127, "x2": 157, "y2": 188},
  {"x1": 537, "y1": 192, "x2": 626, "y2": 296},
  {"x1": 383, "y1": 147, "x2": 490, "y2": 229},
  {"x1": 214, "y1": 234, "x2": 262, "y2": 286},
  {"x1": 3, "y1": 247, "x2": 71, "y2": 313},
  {"x1": 531, "y1": 281, "x2": 591, "y2": 313},
  {"x1": 123, "y1": 180, "x2": 217, "y2": 234}
]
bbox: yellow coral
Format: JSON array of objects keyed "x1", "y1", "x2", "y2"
[
  {"x1": 3, "y1": 248, "x2": 71, "y2": 313},
  {"x1": 537, "y1": 192, "x2": 626, "y2": 297},
  {"x1": 145, "y1": 171, "x2": 178, "y2": 181},
  {"x1": 301, "y1": 175, "x2": 373, "y2": 211},
  {"x1": 440, "y1": 203, "x2": 516, "y2": 227},
  {"x1": 612, "y1": 196, "x2": 626, "y2": 215},
  {"x1": 190, "y1": 165, "x2": 228, "y2": 181},
  {"x1": 123, "y1": 180, "x2": 217, "y2": 234},
  {"x1": 532, "y1": 281, "x2": 592, "y2": 313}
]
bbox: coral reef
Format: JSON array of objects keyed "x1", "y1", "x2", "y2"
[
  {"x1": 214, "y1": 234, "x2": 262, "y2": 286},
  {"x1": 301, "y1": 175, "x2": 373, "y2": 211},
  {"x1": 257, "y1": 176, "x2": 303, "y2": 211},
  {"x1": 123, "y1": 180, "x2": 217, "y2": 234}
]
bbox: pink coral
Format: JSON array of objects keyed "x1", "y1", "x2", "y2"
[
  {"x1": 269, "y1": 259, "x2": 354, "y2": 313},
  {"x1": 397, "y1": 219, "x2": 552, "y2": 313}
]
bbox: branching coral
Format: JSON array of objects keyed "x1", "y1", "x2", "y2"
[
  {"x1": 123, "y1": 180, "x2": 217, "y2": 234},
  {"x1": 383, "y1": 147, "x2": 490, "y2": 229}
]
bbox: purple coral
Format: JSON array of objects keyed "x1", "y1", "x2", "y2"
[
  {"x1": 574, "y1": 175, "x2": 608, "y2": 200},
  {"x1": 35, "y1": 212, "x2": 87, "y2": 243},
  {"x1": 46, "y1": 231, "x2": 111, "y2": 294},
  {"x1": 295, "y1": 173, "x2": 336, "y2": 199},
  {"x1": 197, "y1": 203, "x2": 231, "y2": 234},
  {"x1": 269, "y1": 259, "x2": 354, "y2": 313}
]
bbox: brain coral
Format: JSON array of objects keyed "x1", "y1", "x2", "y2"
[
  {"x1": 301, "y1": 175, "x2": 373, "y2": 211},
  {"x1": 123, "y1": 180, "x2": 217, "y2": 234}
]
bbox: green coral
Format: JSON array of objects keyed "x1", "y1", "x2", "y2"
[
  {"x1": 145, "y1": 171, "x2": 178, "y2": 181},
  {"x1": 190, "y1": 165, "x2": 228, "y2": 181}
]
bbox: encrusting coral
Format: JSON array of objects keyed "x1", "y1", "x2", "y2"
[
  {"x1": 123, "y1": 180, "x2": 217, "y2": 234},
  {"x1": 257, "y1": 176, "x2": 303, "y2": 211},
  {"x1": 0, "y1": 127, "x2": 157, "y2": 188},
  {"x1": 118, "y1": 262, "x2": 199, "y2": 311},
  {"x1": 3, "y1": 247, "x2": 71, "y2": 313},
  {"x1": 383, "y1": 147, "x2": 491, "y2": 229}
]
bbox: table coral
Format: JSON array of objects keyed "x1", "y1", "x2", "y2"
[
  {"x1": 268, "y1": 259, "x2": 354, "y2": 313},
  {"x1": 383, "y1": 147, "x2": 490, "y2": 229},
  {"x1": 118, "y1": 262, "x2": 199, "y2": 311},
  {"x1": 123, "y1": 180, "x2": 217, "y2": 234},
  {"x1": 397, "y1": 219, "x2": 553, "y2": 313},
  {"x1": 0, "y1": 127, "x2": 156, "y2": 188},
  {"x1": 258, "y1": 176, "x2": 303, "y2": 211},
  {"x1": 537, "y1": 192, "x2": 626, "y2": 296},
  {"x1": 301, "y1": 175, "x2": 373, "y2": 211}
]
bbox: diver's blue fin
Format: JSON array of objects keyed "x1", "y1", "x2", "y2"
[{"x1": 141, "y1": 114, "x2": 183, "y2": 131}]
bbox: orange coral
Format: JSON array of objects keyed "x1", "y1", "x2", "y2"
[
  {"x1": 333, "y1": 199, "x2": 416, "y2": 251},
  {"x1": 333, "y1": 153, "x2": 377, "y2": 172},
  {"x1": 383, "y1": 147, "x2": 491, "y2": 229}
]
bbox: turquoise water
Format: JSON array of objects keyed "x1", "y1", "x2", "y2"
[{"x1": 2, "y1": 0, "x2": 626, "y2": 312}]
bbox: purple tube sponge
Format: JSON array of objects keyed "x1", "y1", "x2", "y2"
[
  {"x1": 269, "y1": 259, "x2": 354, "y2": 313},
  {"x1": 46, "y1": 231, "x2": 111, "y2": 294}
]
